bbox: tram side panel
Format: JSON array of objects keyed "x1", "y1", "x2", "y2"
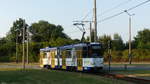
[
  {"x1": 65, "y1": 49, "x2": 77, "y2": 70},
  {"x1": 40, "y1": 51, "x2": 51, "y2": 68}
]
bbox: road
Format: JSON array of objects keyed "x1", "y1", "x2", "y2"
[
  {"x1": 104, "y1": 64, "x2": 150, "y2": 71},
  {"x1": 0, "y1": 63, "x2": 150, "y2": 71}
]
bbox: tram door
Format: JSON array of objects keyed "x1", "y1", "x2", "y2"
[
  {"x1": 51, "y1": 50, "x2": 55, "y2": 68},
  {"x1": 62, "y1": 51, "x2": 66, "y2": 69},
  {"x1": 77, "y1": 48, "x2": 83, "y2": 71}
]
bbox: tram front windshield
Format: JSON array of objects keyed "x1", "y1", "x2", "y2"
[{"x1": 91, "y1": 45, "x2": 103, "y2": 58}]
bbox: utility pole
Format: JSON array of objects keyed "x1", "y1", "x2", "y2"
[
  {"x1": 15, "y1": 29, "x2": 19, "y2": 64},
  {"x1": 108, "y1": 40, "x2": 112, "y2": 72},
  {"x1": 124, "y1": 10, "x2": 135, "y2": 64},
  {"x1": 22, "y1": 20, "x2": 25, "y2": 69},
  {"x1": 89, "y1": 22, "x2": 92, "y2": 42},
  {"x1": 129, "y1": 15, "x2": 132, "y2": 64},
  {"x1": 93, "y1": 0, "x2": 97, "y2": 42},
  {"x1": 26, "y1": 27, "x2": 29, "y2": 64}
]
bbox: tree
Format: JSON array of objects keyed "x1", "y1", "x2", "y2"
[
  {"x1": 29, "y1": 20, "x2": 69, "y2": 42},
  {"x1": 98, "y1": 35, "x2": 111, "y2": 50},
  {"x1": 6, "y1": 18, "x2": 28, "y2": 43},
  {"x1": 134, "y1": 29, "x2": 150, "y2": 49},
  {"x1": 112, "y1": 33, "x2": 125, "y2": 50}
]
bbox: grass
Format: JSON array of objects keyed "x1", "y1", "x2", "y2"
[{"x1": 0, "y1": 69, "x2": 135, "y2": 84}]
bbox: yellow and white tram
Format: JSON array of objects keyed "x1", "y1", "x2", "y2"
[{"x1": 40, "y1": 42, "x2": 104, "y2": 71}]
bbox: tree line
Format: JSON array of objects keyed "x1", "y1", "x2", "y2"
[{"x1": 0, "y1": 18, "x2": 150, "y2": 62}]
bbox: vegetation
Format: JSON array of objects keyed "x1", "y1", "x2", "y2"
[
  {"x1": 0, "y1": 18, "x2": 150, "y2": 62},
  {"x1": 99, "y1": 29, "x2": 150, "y2": 62},
  {"x1": 0, "y1": 18, "x2": 79, "y2": 62},
  {"x1": 0, "y1": 69, "x2": 134, "y2": 84}
]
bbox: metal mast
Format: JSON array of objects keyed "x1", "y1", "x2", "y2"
[
  {"x1": 22, "y1": 20, "x2": 25, "y2": 69},
  {"x1": 26, "y1": 27, "x2": 29, "y2": 64},
  {"x1": 124, "y1": 10, "x2": 134, "y2": 64},
  {"x1": 94, "y1": 0, "x2": 97, "y2": 42}
]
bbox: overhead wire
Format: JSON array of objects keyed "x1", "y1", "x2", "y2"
[
  {"x1": 82, "y1": 0, "x2": 133, "y2": 22},
  {"x1": 97, "y1": 0, "x2": 150, "y2": 23},
  {"x1": 98, "y1": 0, "x2": 133, "y2": 16},
  {"x1": 81, "y1": 10, "x2": 93, "y2": 21}
]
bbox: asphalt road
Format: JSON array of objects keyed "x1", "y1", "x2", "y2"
[
  {"x1": 104, "y1": 64, "x2": 150, "y2": 71},
  {"x1": 0, "y1": 63, "x2": 150, "y2": 71}
]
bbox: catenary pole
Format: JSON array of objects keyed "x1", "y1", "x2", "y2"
[
  {"x1": 27, "y1": 27, "x2": 29, "y2": 64},
  {"x1": 22, "y1": 20, "x2": 25, "y2": 69},
  {"x1": 94, "y1": 0, "x2": 97, "y2": 42},
  {"x1": 89, "y1": 22, "x2": 92, "y2": 42},
  {"x1": 16, "y1": 30, "x2": 18, "y2": 63},
  {"x1": 124, "y1": 10, "x2": 134, "y2": 64}
]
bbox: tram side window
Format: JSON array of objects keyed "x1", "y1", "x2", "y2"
[
  {"x1": 74, "y1": 46, "x2": 88, "y2": 58},
  {"x1": 43, "y1": 52, "x2": 47, "y2": 58},
  {"x1": 82, "y1": 47, "x2": 88, "y2": 58},
  {"x1": 54, "y1": 50, "x2": 58, "y2": 58},
  {"x1": 59, "y1": 50, "x2": 63, "y2": 58},
  {"x1": 66, "y1": 49, "x2": 71, "y2": 58},
  {"x1": 74, "y1": 47, "x2": 81, "y2": 58}
]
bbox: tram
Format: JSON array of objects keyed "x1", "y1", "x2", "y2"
[{"x1": 40, "y1": 42, "x2": 104, "y2": 71}]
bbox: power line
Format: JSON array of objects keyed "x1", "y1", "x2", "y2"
[
  {"x1": 98, "y1": 11, "x2": 124, "y2": 23},
  {"x1": 127, "y1": 0, "x2": 150, "y2": 11},
  {"x1": 98, "y1": 0, "x2": 150, "y2": 23},
  {"x1": 81, "y1": 10, "x2": 93, "y2": 21},
  {"x1": 82, "y1": 0, "x2": 133, "y2": 23},
  {"x1": 98, "y1": 0, "x2": 133, "y2": 16}
]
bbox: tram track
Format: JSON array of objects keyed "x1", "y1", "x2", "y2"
[
  {"x1": 86, "y1": 71, "x2": 150, "y2": 84},
  {"x1": 46, "y1": 68, "x2": 150, "y2": 84}
]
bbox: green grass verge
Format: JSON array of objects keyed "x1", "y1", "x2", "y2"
[{"x1": 0, "y1": 69, "x2": 134, "y2": 84}]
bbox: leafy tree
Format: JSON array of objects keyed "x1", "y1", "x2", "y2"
[
  {"x1": 98, "y1": 35, "x2": 111, "y2": 50},
  {"x1": 134, "y1": 29, "x2": 150, "y2": 49},
  {"x1": 112, "y1": 33, "x2": 125, "y2": 50},
  {"x1": 29, "y1": 20, "x2": 69, "y2": 42},
  {"x1": 125, "y1": 40, "x2": 137, "y2": 49},
  {"x1": 0, "y1": 37, "x2": 6, "y2": 44},
  {"x1": 6, "y1": 18, "x2": 28, "y2": 43}
]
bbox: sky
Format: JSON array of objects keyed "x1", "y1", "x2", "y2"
[{"x1": 0, "y1": 0, "x2": 150, "y2": 42}]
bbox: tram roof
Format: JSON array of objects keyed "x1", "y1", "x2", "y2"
[
  {"x1": 40, "y1": 47, "x2": 57, "y2": 51},
  {"x1": 59, "y1": 45, "x2": 73, "y2": 49},
  {"x1": 59, "y1": 43, "x2": 88, "y2": 49},
  {"x1": 40, "y1": 42, "x2": 101, "y2": 51},
  {"x1": 73, "y1": 43, "x2": 87, "y2": 47},
  {"x1": 90, "y1": 42, "x2": 101, "y2": 45}
]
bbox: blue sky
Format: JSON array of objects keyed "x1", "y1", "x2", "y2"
[{"x1": 0, "y1": 0, "x2": 150, "y2": 42}]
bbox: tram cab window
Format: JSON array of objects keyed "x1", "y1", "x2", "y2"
[{"x1": 91, "y1": 44, "x2": 103, "y2": 58}]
